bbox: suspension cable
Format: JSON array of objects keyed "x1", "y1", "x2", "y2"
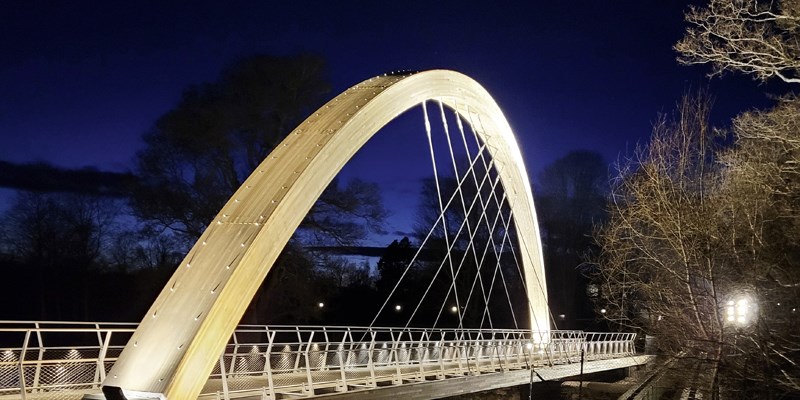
[
  {"x1": 437, "y1": 100, "x2": 494, "y2": 327},
  {"x1": 366, "y1": 141, "x2": 492, "y2": 329},
  {"x1": 432, "y1": 189, "x2": 506, "y2": 330},
  {"x1": 422, "y1": 100, "x2": 464, "y2": 330},
  {"x1": 454, "y1": 103, "x2": 520, "y2": 330},
  {"x1": 405, "y1": 163, "x2": 503, "y2": 330},
  {"x1": 369, "y1": 104, "x2": 494, "y2": 330},
  {"x1": 467, "y1": 106, "x2": 556, "y2": 336}
]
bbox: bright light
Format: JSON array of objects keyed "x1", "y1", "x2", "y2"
[
  {"x1": 600, "y1": 308, "x2": 607, "y2": 314},
  {"x1": 395, "y1": 304, "x2": 402, "y2": 311},
  {"x1": 450, "y1": 306, "x2": 458, "y2": 313},
  {"x1": 525, "y1": 342, "x2": 533, "y2": 350},
  {"x1": 317, "y1": 302, "x2": 325, "y2": 308},
  {"x1": 725, "y1": 295, "x2": 755, "y2": 326}
]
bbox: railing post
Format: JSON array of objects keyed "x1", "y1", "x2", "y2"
[
  {"x1": 19, "y1": 330, "x2": 30, "y2": 400},
  {"x1": 390, "y1": 329, "x2": 402, "y2": 385},
  {"x1": 321, "y1": 327, "x2": 330, "y2": 372},
  {"x1": 335, "y1": 328, "x2": 348, "y2": 392},
  {"x1": 31, "y1": 323, "x2": 43, "y2": 393},
  {"x1": 97, "y1": 328, "x2": 112, "y2": 385},
  {"x1": 218, "y1": 354, "x2": 230, "y2": 400},
  {"x1": 263, "y1": 328, "x2": 276, "y2": 399},
  {"x1": 366, "y1": 329, "x2": 377, "y2": 387},
  {"x1": 293, "y1": 327, "x2": 302, "y2": 373},
  {"x1": 437, "y1": 331, "x2": 445, "y2": 379},
  {"x1": 303, "y1": 331, "x2": 315, "y2": 395},
  {"x1": 494, "y1": 332, "x2": 505, "y2": 371},
  {"x1": 416, "y1": 330, "x2": 427, "y2": 380},
  {"x1": 578, "y1": 346, "x2": 585, "y2": 399},
  {"x1": 488, "y1": 332, "x2": 496, "y2": 371},
  {"x1": 459, "y1": 331, "x2": 470, "y2": 374},
  {"x1": 501, "y1": 332, "x2": 511, "y2": 368},
  {"x1": 229, "y1": 331, "x2": 239, "y2": 376}
]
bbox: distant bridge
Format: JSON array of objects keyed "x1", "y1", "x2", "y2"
[{"x1": 0, "y1": 71, "x2": 648, "y2": 399}]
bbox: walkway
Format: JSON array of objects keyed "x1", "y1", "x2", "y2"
[{"x1": 0, "y1": 322, "x2": 645, "y2": 400}]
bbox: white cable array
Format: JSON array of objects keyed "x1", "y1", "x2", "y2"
[
  {"x1": 405, "y1": 157, "x2": 503, "y2": 329},
  {"x1": 467, "y1": 109, "x2": 556, "y2": 334},
  {"x1": 455, "y1": 103, "x2": 523, "y2": 330},
  {"x1": 436, "y1": 100, "x2": 494, "y2": 327},
  {"x1": 370, "y1": 98, "x2": 547, "y2": 339},
  {"x1": 367, "y1": 127, "x2": 494, "y2": 329},
  {"x1": 422, "y1": 100, "x2": 463, "y2": 330},
  {"x1": 453, "y1": 107, "x2": 520, "y2": 331}
]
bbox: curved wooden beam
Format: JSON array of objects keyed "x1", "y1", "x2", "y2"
[{"x1": 103, "y1": 70, "x2": 548, "y2": 400}]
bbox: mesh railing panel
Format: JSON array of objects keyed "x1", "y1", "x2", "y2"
[{"x1": 0, "y1": 323, "x2": 638, "y2": 399}]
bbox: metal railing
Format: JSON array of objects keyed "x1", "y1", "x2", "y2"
[
  {"x1": 0, "y1": 321, "x2": 636, "y2": 400},
  {"x1": 0, "y1": 321, "x2": 137, "y2": 400}
]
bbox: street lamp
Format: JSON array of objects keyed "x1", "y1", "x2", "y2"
[
  {"x1": 725, "y1": 295, "x2": 755, "y2": 326},
  {"x1": 317, "y1": 302, "x2": 325, "y2": 308},
  {"x1": 394, "y1": 304, "x2": 402, "y2": 312}
]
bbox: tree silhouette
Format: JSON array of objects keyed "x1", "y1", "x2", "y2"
[{"x1": 537, "y1": 150, "x2": 607, "y2": 329}]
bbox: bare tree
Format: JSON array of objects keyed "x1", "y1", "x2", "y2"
[
  {"x1": 717, "y1": 97, "x2": 800, "y2": 394},
  {"x1": 594, "y1": 93, "x2": 800, "y2": 397},
  {"x1": 1, "y1": 192, "x2": 120, "y2": 319},
  {"x1": 595, "y1": 93, "x2": 725, "y2": 354},
  {"x1": 676, "y1": 0, "x2": 800, "y2": 84}
]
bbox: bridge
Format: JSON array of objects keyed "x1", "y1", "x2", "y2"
[
  {"x1": 0, "y1": 70, "x2": 650, "y2": 399},
  {"x1": 0, "y1": 321, "x2": 646, "y2": 400}
]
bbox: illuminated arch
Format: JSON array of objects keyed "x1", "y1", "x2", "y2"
[{"x1": 104, "y1": 70, "x2": 548, "y2": 400}]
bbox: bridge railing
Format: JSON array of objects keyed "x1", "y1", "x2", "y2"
[
  {"x1": 0, "y1": 322, "x2": 637, "y2": 400},
  {"x1": 205, "y1": 326, "x2": 637, "y2": 399},
  {"x1": 0, "y1": 321, "x2": 136, "y2": 400}
]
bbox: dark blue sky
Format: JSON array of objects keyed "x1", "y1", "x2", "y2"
[{"x1": 0, "y1": 1, "x2": 784, "y2": 243}]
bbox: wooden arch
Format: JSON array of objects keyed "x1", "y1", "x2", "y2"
[{"x1": 103, "y1": 70, "x2": 548, "y2": 400}]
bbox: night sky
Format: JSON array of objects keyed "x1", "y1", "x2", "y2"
[{"x1": 0, "y1": 1, "x2": 785, "y2": 244}]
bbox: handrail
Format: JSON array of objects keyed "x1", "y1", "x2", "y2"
[{"x1": 0, "y1": 322, "x2": 637, "y2": 400}]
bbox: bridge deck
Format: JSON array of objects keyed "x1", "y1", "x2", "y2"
[
  {"x1": 194, "y1": 356, "x2": 652, "y2": 400},
  {"x1": 0, "y1": 322, "x2": 643, "y2": 400}
]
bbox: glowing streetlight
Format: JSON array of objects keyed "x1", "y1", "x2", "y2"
[
  {"x1": 600, "y1": 308, "x2": 607, "y2": 314},
  {"x1": 317, "y1": 302, "x2": 325, "y2": 308},
  {"x1": 394, "y1": 304, "x2": 402, "y2": 312},
  {"x1": 450, "y1": 306, "x2": 458, "y2": 313},
  {"x1": 725, "y1": 295, "x2": 755, "y2": 326}
]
